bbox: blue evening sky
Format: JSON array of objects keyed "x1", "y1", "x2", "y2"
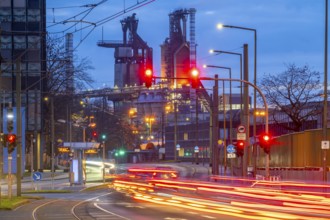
[{"x1": 46, "y1": 0, "x2": 326, "y2": 91}]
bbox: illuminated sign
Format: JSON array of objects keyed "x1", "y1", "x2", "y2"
[
  {"x1": 58, "y1": 147, "x2": 70, "y2": 153},
  {"x1": 85, "y1": 149, "x2": 98, "y2": 154}
]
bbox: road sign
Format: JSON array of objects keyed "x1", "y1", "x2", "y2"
[
  {"x1": 33, "y1": 172, "x2": 42, "y2": 181},
  {"x1": 227, "y1": 144, "x2": 236, "y2": 153},
  {"x1": 237, "y1": 133, "x2": 246, "y2": 140},
  {"x1": 237, "y1": 125, "x2": 246, "y2": 133},
  {"x1": 321, "y1": 141, "x2": 330, "y2": 149},
  {"x1": 227, "y1": 153, "x2": 236, "y2": 159},
  {"x1": 194, "y1": 146, "x2": 199, "y2": 153}
]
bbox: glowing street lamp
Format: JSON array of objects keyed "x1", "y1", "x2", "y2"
[
  {"x1": 145, "y1": 116, "x2": 155, "y2": 138},
  {"x1": 217, "y1": 23, "x2": 258, "y2": 177}
]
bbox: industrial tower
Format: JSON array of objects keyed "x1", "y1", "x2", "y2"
[
  {"x1": 161, "y1": 8, "x2": 196, "y2": 88},
  {"x1": 97, "y1": 13, "x2": 153, "y2": 88}
]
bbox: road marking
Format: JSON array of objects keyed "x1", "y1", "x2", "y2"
[
  {"x1": 71, "y1": 192, "x2": 113, "y2": 219},
  {"x1": 32, "y1": 199, "x2": 60, "y2": 220},
  {"x1": 94, "y1": 203, "x2": 130, "y2": 219}
]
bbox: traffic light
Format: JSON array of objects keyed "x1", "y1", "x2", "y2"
[
  {"x1": 92, "y1": 131, "x2": 98, "y2": 139},
  {"x1": 7, "y1": 133, "x2": 17, "y2": 154},
  {"x1": 114, "y1": 149, "x2": 126, "y2": 157},
  {"x1": 259, "y1": 133, "x2": 272, "y2": 154},
  {"x1": 190, "y1": 68, "x2": 200, "y2": 89},
  {"x1": 145, "y1": 68, "x2": 153, "y2": 88},
  {"x1": 236, "y1": 140, "x2": 245, "y2": 157},
  {"x1": 101, "y1": 134, "x2": 106, "y2": 140}
]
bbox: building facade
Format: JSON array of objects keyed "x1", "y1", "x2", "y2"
[{"x1": 0, "y1": 0, "x2": 47, "y2": 170}]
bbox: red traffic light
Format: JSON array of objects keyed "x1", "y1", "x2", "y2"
[
  {"x1": 145, "y1": 68, "x2": 153, "y2": 88},
  {"x1": 190, "y1": 68, "x2": 199, "y2": 89},
  {"x1": 259, "y1": 133, "x2": 272, "y2": 154},
  {"x1": 237, "y1": 140, "x2": 244, "y2": 148},
  {"x1": 92, "y1": 131, "x2": 97, "y2": 138},
  {"x1": 235, "y1": 140, "x2": 245, "y2": 157},
  {"x1": 7, "y1": 134, "x2": 16, "y2": 144},
  {"x1": 262, "y1": 134, "x2": 270, "y2": 142}
]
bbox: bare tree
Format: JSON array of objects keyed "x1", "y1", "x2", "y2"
[
  {"x1": 44, "y1": 34, "x2": 95, "y2": 158},
  {"x1": 46, "y1": 34, "x2": 95, "y2": 94},
  {"x1": 259, "y1": 64, "x2": 323, "y2": 132}
]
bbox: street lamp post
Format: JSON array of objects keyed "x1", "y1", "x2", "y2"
[
  {"x1": 217, "y1": 24, "x2": 258, "y2": 175},
  {"x1": 201, "y1": 76, "x2": 269, "y2": 177},
  {"x1": 209, "y1": 50, "x2": 243, "y2": 121},
  {"x1": 204, "y1": 65, "x2": 233, "y2": 175},
  {"x1": 323, "y1": 0, "x2": 328, "y2": 182}
]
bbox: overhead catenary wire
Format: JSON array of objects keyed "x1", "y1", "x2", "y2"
[{"x1": 47, "y1": 0, "x2": 156, "y2": 51}]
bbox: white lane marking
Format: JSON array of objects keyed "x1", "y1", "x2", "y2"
[
  {"x1": 32, "y1": 199, "x2": 60, "y2": 220},
  {"x1": 94, "y1": 202, "x2": 130, "y2": 220},
  {"x1": 71, "y1": 192, "x2": 113, "y2": 219}
]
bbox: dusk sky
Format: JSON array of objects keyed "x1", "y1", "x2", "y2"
[{"x1": 46, "y1": 0, "x2": 326, "y2": 92}]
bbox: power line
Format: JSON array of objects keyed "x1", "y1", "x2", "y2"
[{"x1": 47, "y1": 0, "x2": 156, "y2": 51}]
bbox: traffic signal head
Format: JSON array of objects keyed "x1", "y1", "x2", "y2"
[
  {"x1": 259, "y1": 133, "x2": 272, "y2": 154},
  {"x1": 190, "y1": 68, "x2": 200, "y2": 89},
  {"x1": 101, "y1": 134, "x2": 106, "y2": 140},
  {"x1": 145, "y1": 68, "x2": 153, "y2": 88},
  {"x1": 7, "y1": 134, "x2": 17, "y2": 154},
  {"x1": 92, "y1": 131, "x2": 98, "y2": 138},
  {"x1": 235, "y1": 140, "x2": 245, "y2": 157},
  {"x1": 7, "y1": 134, "x2": 16, "y2": 144}
]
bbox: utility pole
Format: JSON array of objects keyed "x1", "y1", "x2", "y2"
[
  {"x1": 16, "y1": 59, "x2": 22, "y2": 196},
  {"x1": 323, "y1": 0, "x2": 328, "y2": 182},
  {"x1": 212, "y1": 75, "x2": 219, "y2": 175},
  {"x1": 30, "y1": 134, "x2": 34, "y2": 190},
  {"x1": 51, "y1": 96, "x2": 55, "y2": 189},
  {"x1": 174, "y1": 102, "x2": 178, "y2": 161},
  {"x1": 242, "y1": 44, "x2": 250, "y2": 177},
  {"x1": 7, "y1": 103, "x2": 13, "y2": 199},
  {"x1": 195, "y1": 92, "x2": 199, "y2": 165},
  {"x1": 103, "y1": 141, "x2": 106, "y2": 183}
]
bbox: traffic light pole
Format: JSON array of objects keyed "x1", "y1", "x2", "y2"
[
  {"x1": 151, "y1": 74, "x2": 269, "y2": 178},
  {"x1": 51, "y1": 96, "x2": 55, "y2": 190},
  {"x1": 200, "y1": 76, "x2": 269, "y2": 178},
  {"x1": 212, "y1": 75, "x2": 219, "y2": 175},
  {"x1": 16, "y1": 60, "x2": 22, "y2": 196},
  {"x1": 103, "y1": 141, "x2": 106, "y2": 183}
]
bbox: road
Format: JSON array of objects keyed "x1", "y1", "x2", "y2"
[{"x1": 1, "y1": 162, "x2": 330, "y2": 219}]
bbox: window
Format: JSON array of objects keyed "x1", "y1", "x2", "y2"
[
  {"x1": 13, "y1": 8, "x2": 26, "y2": 22},
  {"x1": 14, "y1": 0, "x2": 26, "y2": 7},
  {"x1": 28, "y1": 0, "x2": 40, "y2": 8},
  {"x1": 0, "y1": 8, "x2": 11, "y2": 22},
  {"x1": 13, "y1": 62, "x2": 27, "y2": 75},
  {"x1": 28, "y1": 36, "x2": 40, "y2": 49},
  {"x1": 1, "y1": 35, "x2": 12, "y2": 49},
  {"x1": 0, "y1": 0, "x2": 11, "y2": 7},
  {"x1": 1, "y1": 63, "x2": 12, "y2": 77},
  {"x1": 14, "y1": 35, "x2": 26, "y2": 49},
  {"x1": 28, "y1": 63, "x2": 41, "y2": 76},
  {"x1": 27, "y1": 9, "x2": 40, "y2": 22}
]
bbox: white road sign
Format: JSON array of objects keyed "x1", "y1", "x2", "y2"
[
  {"x1": 321, "y1": 141, "x2": 329, "y2": 149},
  {"x1": 227, "y1": 153, "x2": 236, "y2": 159},
  {"x1": 237, "y1": 125, "x2": 246, "y2": 133},
  {"x1": 237, "y1": 133, "x2": 246, "y2": 140}
]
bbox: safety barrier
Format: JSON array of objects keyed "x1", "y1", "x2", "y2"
[{"x1": 256, "y1": 167, "x2": 327, "y2": 182}]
